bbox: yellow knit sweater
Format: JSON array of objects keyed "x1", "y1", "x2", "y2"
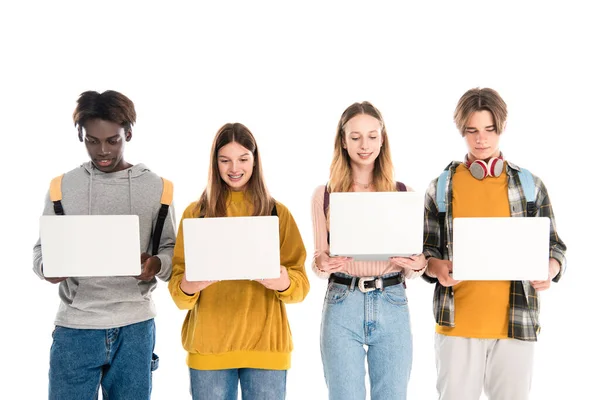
[{"x1": 169, "y1": 191, "x2": 309, "y2": 370}]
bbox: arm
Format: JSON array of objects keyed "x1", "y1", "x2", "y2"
[
  {"x1": 32, "y1": 190, "x2": 54, "y2": 280},
  {"x1": 272, "y1": 203, "x2": 310, "y2": 304},
  {"x1": 311, "y1": 186, "x2": 331, "y2": 279},
  {"x1": 168, "y1": 203, "x2": 201, "y2": 310},
  {"x1": 534, "y1": 179, "x2": 567, "y2": 284}
]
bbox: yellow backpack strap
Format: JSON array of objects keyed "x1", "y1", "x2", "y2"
[
  {"x1": 49, "y1": 174, "x2": 65, "y2": 215},
  {"x1": 152, "y1": 177, "x2": 174, "y2": 255},
  {"x1": 160, "y1": 177, "x2": 174, "y2": 206}
]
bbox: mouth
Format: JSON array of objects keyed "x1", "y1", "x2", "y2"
[
  {"x1": 95, "y1": 159, "x2": 114, "y2": 168},
  {"x1": 357, "y1": 152, "x2": 372, "y2": 160},
  {"x1": 228, "y1": 173, "x2": 244, "y2": 182}
]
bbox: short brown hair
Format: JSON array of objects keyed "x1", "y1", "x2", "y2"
[
  {"x1": 73, "y1": 90, "x2": 136, "y2": 132},
  {"x1": 454, "y1": 88, "x2": 507, "y2": 136}
]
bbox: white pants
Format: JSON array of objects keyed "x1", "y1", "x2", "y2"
[{"x1": 435, "y1": 333, "x2": 535, "y2": 400}]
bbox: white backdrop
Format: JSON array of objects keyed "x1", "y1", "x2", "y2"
[{"x1": 1, "y1": 1, "x2": 597, "y2": 399}]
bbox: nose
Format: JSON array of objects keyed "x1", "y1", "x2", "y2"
[
  {"x1": 360, "y1": 137, "x2": 368, "y2": 150},
  {"x1": 99, "y1": 142, "x2": 110, "y2": 155}
]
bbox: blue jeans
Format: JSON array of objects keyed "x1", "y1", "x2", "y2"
[
  {"x1": 320, "y1": 273, "x2": 413, "y2": 400},
  {"x1": 189, "y1": 368, "x2": 287, "y2": 400},
  {"x1": 49, "y1": 319, "x2": 158, "y2": 400}
]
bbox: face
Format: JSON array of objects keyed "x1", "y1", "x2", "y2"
[
  {"x1": 217, "y1": 141, "x2": 254, "y2": 191},
  {"x1": 464, "y1": 110, "x2": 501, "y2": 161},
  {"x1": 80, "y1": 119, "x2": 131, "y2": 173},
  {"x1": 343, "y1": 113, "x2": 383, "y2": 167}
]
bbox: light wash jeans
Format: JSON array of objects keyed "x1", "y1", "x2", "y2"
[
  {"x1": 49, "y1": 319, "x2": 158, "y2": 400},
  {"x1": 320, "y1": 273, "x2": 413, "y2": 400},
  {"x1": 189, "y1": 368, "x2": 287, "y2": 400}
]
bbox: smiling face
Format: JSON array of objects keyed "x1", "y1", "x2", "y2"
[
  {"x1": 81, "y1": 118, "x2": 131, "y2": 172},
  {"x1": 464, "y1": 110, "x2": 501, "y2": 162},
  {"x1": 217, "y1": 141, "x2": 254, "y2": 191},
  {"x1": 343, "y1": 113, "x2": 383, "y2": 167}
]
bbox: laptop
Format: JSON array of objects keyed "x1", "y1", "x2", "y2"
[
  {"x1": 39, "y1": 215, "x2": 142, "y2": 277},
  {"x1": 328, "y1": 191, "x2": 424, "y2": 261},
  {"x1": 452, "y1": 217, "x2": 550, "y2": 281},
  {"x1": 183, "y1": 216, "x2": 281, "y2": 281}
]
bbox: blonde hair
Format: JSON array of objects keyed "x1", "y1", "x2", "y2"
[
  {"x1": 454, "y1": 88, "x2": 508, "y2": 136},
  {"x1": 197, "y1": 123, "x2": 274, "y2": 217},
  {"x1": 328, "y1": 101, "x2": 395, "y2": 192}
]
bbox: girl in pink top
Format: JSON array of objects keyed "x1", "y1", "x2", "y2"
[{"x1": 311, "y1": 101, "x2": 426, "y2": 400}]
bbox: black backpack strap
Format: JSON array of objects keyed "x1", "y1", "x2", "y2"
[
  {"x1": 49, "y1": 175, "x2": 65, "y2": 215},
  {"x1": 152, "y1": 178, "x2": 173, "y2": 256}
]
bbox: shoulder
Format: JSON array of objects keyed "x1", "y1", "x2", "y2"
[
  {"x1": 182, "y1": 201, "x2": 201, "y2": 218},
  {"x1": 311, "y1": 185, "x2": 327, "y2": 204}
]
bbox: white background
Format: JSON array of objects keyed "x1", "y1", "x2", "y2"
[{"x1": 1, "y1": 1, "x2": 597, "y2": 399}]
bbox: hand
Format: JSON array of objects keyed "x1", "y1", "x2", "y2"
[
  {"x1": 41, "y1": 264, "x2": 67, "y2": 284},
  {"x1": 530, "y1": 258, "x2": 561, "y2": 291},
  {"x1": 180, "y1": 274, "x2": 215, "y2": 295},
  {"x1": 45, "y1": 277, "x2": 67, "y2": 284},
  {"x1": 258, "y1": 266, "x2": 291, "y2": 292},
  {"x1": 426, "y1": 258, "x2": 461, "y2": 287},
  {"x1": 314, "y1": 251, "x2": 353, "y2": 273},
  {"x1": 136, "y1": 252, "x2": 161, "y2": 281},
  {"x1": 389, "y1": 254, "x2": 427, "y2": 271}
]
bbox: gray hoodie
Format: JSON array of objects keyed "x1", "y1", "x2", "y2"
[{"x1": 33, "y1": 162, "x2": 176, "y2": 329}]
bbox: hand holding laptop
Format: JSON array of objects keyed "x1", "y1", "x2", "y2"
[
  {"x1": 315, "y1": 251, "x2": 353, "y2": 273},
  {"x1": 257, "y1": 265, "x2": 291, "y2": 291},
  {"x1": 180, "y1": 274, "x2": 216, "y2": 295},
  {"x1": 389, "y1": 254, "x2": 427, "y2": 271},
  {"x1": 530, "y1": 258, "x2": 560, "y2": 291},
  {"x1": 136, "y1": 252, "x2": 161, "y2": 281},
  {"x1": 426, "y1": 258, "x2": 461, "y2": 287}
]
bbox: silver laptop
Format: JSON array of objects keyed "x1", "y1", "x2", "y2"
[
  {"x1": 39, "y1": 215, "x2": 141, "y2": 277},
  {"x1": 183, "y1": 216, "x2": 280, "y2": 281},
  {"x1": 452, "y1": 217, "x2": 550, "y2": 281},
  {"x1": 329, "y1": 191, "x2": 424, "y2": 261}
]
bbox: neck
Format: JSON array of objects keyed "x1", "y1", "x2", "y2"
[
  {"x1": 350, "y1": 162, "x2": 375, "y2": 185},
  {"x1": 466, "y1": 150, "x2": 501, "y2": 164}
]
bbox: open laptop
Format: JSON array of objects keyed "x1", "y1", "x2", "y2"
[
  {"x1": 39, "y1": 215, "x2": 141, "y2": 277},
  {"x1": 452, "y1": 217, "x2": 550, "y2": 281},
  {"x1": 329, "y1": 191, "x2": 424, "y2": 261},
  {"x1": 183, "y1": 216, "x2": 280, "y2": 281}
]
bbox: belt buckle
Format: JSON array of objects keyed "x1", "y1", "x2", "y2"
[{"x1": 358, "y1": 277, "x2": 382, "y2": 293}]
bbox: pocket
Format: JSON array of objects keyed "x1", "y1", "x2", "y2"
[
  {"x1": 382, "y1": 284, "x2": 408, "y2": 306},
  {"x1": 324, "y1": 282, "x2": 350, "y2": 305}
]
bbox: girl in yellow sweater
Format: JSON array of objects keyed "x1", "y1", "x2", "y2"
[{"x1": 169, "y1": 122, "x2": 309, "y2": 400}]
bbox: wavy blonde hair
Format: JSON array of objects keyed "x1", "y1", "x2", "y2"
[
  {"x1": 197, "y1": 123, "x2": 274, "y2": 217},
  {"x1": 328, "y1": 101, "x2": 395, "y2": 192}
]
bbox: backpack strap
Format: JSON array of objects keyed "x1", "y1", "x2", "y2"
[
  {"x1": 49, "y1": 174, "x2": 65, "y2": 215},
  {"x1": 271, "y1": 202, "x2": 278, "y2": 217},
  {"x1": 517, "y1": 168, "x2": 536, "y2": 217},
  {"x1": 436, "y1": 171, "x2": 449, "y2": 258},
  {"x1": 152, "y1": 177, "x2": 174, "y2": 256}
]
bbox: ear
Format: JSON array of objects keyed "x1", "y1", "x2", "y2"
[{"x1": 125, "y1": 129, "x2": 132, "y2": 142}]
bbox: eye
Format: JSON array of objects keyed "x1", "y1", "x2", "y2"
[
  {"x1": 108, "y1": 139, "x2": 119, "y2": 145},
  {"x1": 219, "y1": 159, "x2": 229, "y2": 164},
  {"x1": 350, "y1": 137, "x2": 359, "y2": 141},
  {"x1": 240, "y1": 158, "x2": 249, "y2": 162},
  {"x1": 486, "y1": 128, "x2": 496, "y2": 132},
  {"x1": 369, "y1": 136, "x2": 377, "y2": 140}
]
